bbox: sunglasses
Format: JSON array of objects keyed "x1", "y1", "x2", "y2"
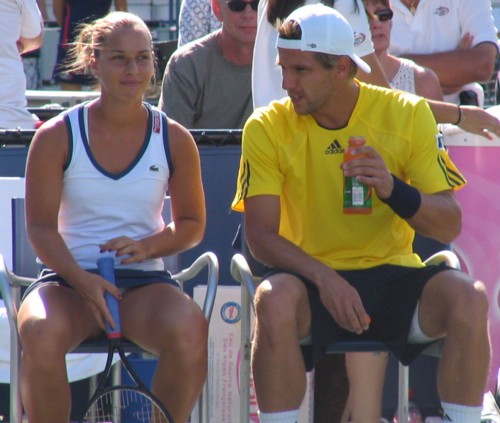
[
  {"x1": 371, "y1": 8, "x2": 394, "y2": 22},
  {"x1": 226, "y1": 0, "x2": 259, "y2": 12}
]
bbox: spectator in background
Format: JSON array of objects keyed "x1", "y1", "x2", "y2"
[
  {"x1": 178, "y1": 0, "x2": 221, "y2": 47},
  {"x1": 367, "y1": 0, "x2": 442, "y2": 101},
  {"x1": 0, "y1": 0, "x2": 43, "y2": 129},
  {"x1": 389, "y1": 0, "x2": 499, "y2": 107},
  {"x1": 159, "y1": 0, "x2": 256, "y2": 129},
  {"x1": 52, "y1": 0, "x2": 127, "y2": 90}
]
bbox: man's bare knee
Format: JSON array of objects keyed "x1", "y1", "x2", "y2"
[
  {"x1": 448, "y1": 279, "x2": 489, "y2": 330},
  {"x1": 254, "y1": 276, "x2": 309, "y2": 338}
]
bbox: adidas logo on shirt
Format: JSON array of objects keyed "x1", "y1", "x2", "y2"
[{"x1": 325, "y1": 140, "x2": 343, "y2": 155}]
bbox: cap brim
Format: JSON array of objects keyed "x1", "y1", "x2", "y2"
[
  {"x1": 351, "y1": 54, "x2": 371, "y2": 74},
  {"x1": 277, "y1": 36, "x2": 372, "y2": 74}
]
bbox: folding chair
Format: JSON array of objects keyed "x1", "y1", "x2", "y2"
[
  {"x1": 231, "y1": 249, "x2": 461, "y2": 423},
  {"x1": 0, "y1": 197, "x2": 219, "y2": 423}
]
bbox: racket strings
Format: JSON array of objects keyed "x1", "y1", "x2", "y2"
[{"x1": 83, "y1": 388, "x2": 169, "y2": 422}]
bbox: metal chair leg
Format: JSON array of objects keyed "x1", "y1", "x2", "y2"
[
  {"x1": 239, "y1": 275, "x2": 252, "y2": 423},
  {"x1": 397, "y1": 363, "x2": 409, "y2": 423}
]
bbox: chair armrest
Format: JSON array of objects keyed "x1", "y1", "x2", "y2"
[
  {"x1": 0, "y1": 254, "x2": 16, "y2": 327},
  {"x1": 423, "y1": 250, "x2": 461, "y2": 270},
  {"x1": 230, "y1": 253, "x2": 258, "y2": 301},
  {"x1": 171, "y1": 251, "x2": 219, "y2": 321},
  {"x1": 230, "y1": 252, "x2": 255, "y2": 423},
  {"x1": 0, "y1": 254, "x2": 36, "y2": 329}
]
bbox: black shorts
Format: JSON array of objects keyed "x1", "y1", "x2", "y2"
[
  {"x1": 22, "y1": 267, "x2": 179, "y2": 302},
  {"x1": 263, "y1": 264, "x2": 456, "y2": 370}
]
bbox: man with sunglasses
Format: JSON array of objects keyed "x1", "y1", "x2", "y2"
[
  {"x1": 389, "y1": 0, "x2": 498, "y2": 107},
  {"x1": 232, "y1": 4, "x2": 490, "y2": 423},
  {"x1": 159, "y1": 0, "x2": 257, "y2": 129}
]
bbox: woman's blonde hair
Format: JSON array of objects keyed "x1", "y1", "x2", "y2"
[{"x1": 64, "y1": 11, "x2": 154, "y2": 77}]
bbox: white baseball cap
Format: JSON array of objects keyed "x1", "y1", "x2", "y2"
[{"x1": 276, "y1": 3, "x2": 371, "y2": 74}]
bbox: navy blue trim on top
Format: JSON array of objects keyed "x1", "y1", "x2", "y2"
[
  {"x1": 160, "y1": 110, "x2": 174, "y2": 177},
  {"x1": 62, "y1": 113, "x2": 74, "y2": 171},
  {"x1": 79, "y1": 103, "x2": 153, "y2": 180}
]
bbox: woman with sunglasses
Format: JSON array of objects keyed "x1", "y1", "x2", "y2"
[{"x1": 365, "y1": 0, "x2": 443, "y2": 102}]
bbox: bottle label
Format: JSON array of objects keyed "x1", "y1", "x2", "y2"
[
  {"x1": 343, "y1": 176, "x2": 372, "y2": 213},
  {"x1": 343, "y1": 136, "x2": 372, "y2": 214},
  {"x1": 352, "y1": 185, "x2": 365, "y2": 206}
]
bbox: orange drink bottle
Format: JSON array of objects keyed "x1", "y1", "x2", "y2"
[{"x1": 343, "y1": 136, "x2": 372, "y2": 214}]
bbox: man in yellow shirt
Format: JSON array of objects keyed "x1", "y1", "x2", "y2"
[{"x1": 232, "y1": 4, "x2": 490, "y2": 423}]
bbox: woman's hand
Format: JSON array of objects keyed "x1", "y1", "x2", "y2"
[
  {"x1": 458, "y1": 105, "x2": 500, "y2": 140},
  {"x1": 73, "y1": 270, "x2": 122, "y2": 330},
  {"x1": 99, "y1": 236, "x2": 149, "y2": 264}
]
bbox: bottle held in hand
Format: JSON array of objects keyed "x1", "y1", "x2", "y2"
[{"x1": 343, "y1": 136, "x2": 372, "y2": 214}]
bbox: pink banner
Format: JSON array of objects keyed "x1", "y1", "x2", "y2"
[{"x1": 444, "y1": 110, "x2": 500, "y2": 392}]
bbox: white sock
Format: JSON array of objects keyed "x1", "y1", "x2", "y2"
[
  {"x1": 441, "y1": 401, "x2": 482, "y2": 423},
  {"x1": 258, "y1": 409, "x2": 300, "y2": 423}
]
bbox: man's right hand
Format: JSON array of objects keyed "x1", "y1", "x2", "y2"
[{"x1": 317, "y1": 272, "x2": 371, "y2": 335}]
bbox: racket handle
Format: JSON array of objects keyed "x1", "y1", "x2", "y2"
[{"x1": 97, "y1": 256, "x2": 122, "y2": 337}]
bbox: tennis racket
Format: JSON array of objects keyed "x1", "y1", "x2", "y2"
[{"x1": 79, "y1": 256, "x2": 175, "y2": 423}]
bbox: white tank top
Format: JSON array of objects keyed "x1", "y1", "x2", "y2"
[
  {"x1": 58, "y1": 102, "x2": 172, "y2": 270},
  {"x1": 390, "y1": 58, "x2": 416, "y2": 94}
]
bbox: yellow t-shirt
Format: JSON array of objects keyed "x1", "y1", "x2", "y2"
[{"x1": 232, "y1": 82, "x2": 466, "y2": 270}]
